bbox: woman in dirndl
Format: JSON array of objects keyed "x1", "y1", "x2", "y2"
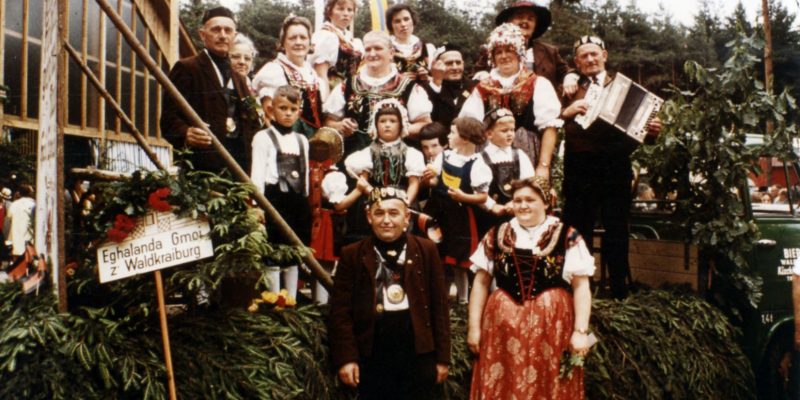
[
  {"x1": 252, "y1": 15, "x2": 327, "y2": 137},
  {"x1": 467, "y1": 177, "x2": 595, "y2": 399}
]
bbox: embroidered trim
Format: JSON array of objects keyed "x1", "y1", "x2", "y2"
[{"x1": 476, "y1": 69, "x2": 538, "y2": 117}]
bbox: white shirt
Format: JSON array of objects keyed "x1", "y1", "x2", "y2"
[
  {"x1": 250, "y1": 126, "x2": 310, "y2": 195},
  {"x1": 251, "y1": 53, "x2": 320, "y2": 102},
  {"x1": 430, "y1": 150, "x2": 492, "y2": 192},
  {"x1": 459, "y1": 67, "x2": 563, "y2": 130},
  {"x1": 309, "y1": 25, "x2": 363, "y2": 67},
  {"x1": 323, "y1": 65, "x2": 433, "y2": 122},
  {"x1": 7, "y1": 196, "x2": 35, "y2": 256},
  {"x1": 344, "y1": 139, "x2": 426, "y2": 180},
  {"x1": 480, "y1": 143, "x2": 535, "y2": 210},
  {"x1": 470, "y1": 216, "x2": 596, "y2": 283}
]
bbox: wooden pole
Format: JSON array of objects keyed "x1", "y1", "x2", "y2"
[
  {"x1": 93, "y1": 0, "x2": 333, "y2": 289},
  {"x1": 154, "y1": 270, "x2": 178, "y2": 400},
  {"x1": 63, "y1": 42, "x2": 166, "y2": 171}
]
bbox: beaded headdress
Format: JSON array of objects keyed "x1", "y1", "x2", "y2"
[
  {"x1": 486, "y1": 23, "x2": 527, "y2": 67},
  {"x1": 367, "y1": 98, "x2": 410, "y2": 140}
]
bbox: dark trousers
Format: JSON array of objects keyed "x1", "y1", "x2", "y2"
[
  {"x1": 359, "y1": 310, "x2": 437, "y2": 400},
  {"x1": 562, "y1": 151, "x2": 633, "y2": 299}
]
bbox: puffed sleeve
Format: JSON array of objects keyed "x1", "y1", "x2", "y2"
[
  {"x1": 561, "y1": 226, "x2": 596, "y2": 283},
  {"x1": 458, "y1": 89, "x2": 485, "y2": 121},
  {"x1": 406, "y1": 84, "x2": 433, "y2": 121},
  {"x1": 323, "y1": 82, "x2": 347, "y2": 117},
  {"x1": 344, "y1": 147, "x2": 372, "y2": 175},
  {"x1": 469, "y1": 156, "x2": 492, "y2": 193},
  {"x1": 532, "y1": 76, "x2": 564, "y2": 130},
  {"x1": 251, "y1": 61, "x2": 287, "y2": 102},
  {"x1": 517, "y1": 149, "x2": 535, "y2": 179},
  {"x1": 310, "y1": 30, "x2": 340, "y2": 66},
  {"x1": 404, "y1": 147, "x2": 426, "y2": 177},
  {"x1": 469, "y1": 241, "x2": 494, "y2": 276},
  {"x1": 322, "y1": 170, "x2": 349, "y2": 204}
]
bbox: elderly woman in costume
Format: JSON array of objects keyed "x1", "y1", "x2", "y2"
[
  {"x1": 323, "y1": 30, "x2": 433, "y2": 158},
  {"x1": 230, "y1": 34, "x2": 257, "y2": 80},
  {"x1": 458, "y1": 23, "x2": 562, "y2": 180},
  {"x1": 495, "y1": 1, "x2": 577, "y2": 96},
  {"x1": 253, "y1": 15, "x2": 327, "y2": 136},
  {"x1": 311, "y1": 0, "x2": 363, "y2": 90},
  {"x1": 467, "y1": 177, "x2": 595, "y2": 399},
  {"x1": 385, "y1": 3, "x2": 434, "y2": 82}
]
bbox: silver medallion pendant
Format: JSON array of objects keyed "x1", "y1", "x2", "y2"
[
  {"x1": 226, "y1": 117, "x2": 236, "y2": 133},
  {"x1": 290, "y1": 170, "x2": 300, "y2": 179},
  {"x1": 386, "y1": 284, "x2": 405, "y2": 304}
]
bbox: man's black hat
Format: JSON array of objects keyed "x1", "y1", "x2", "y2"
[
  {"x1": 202, "y1": 6, "x2": 235, "y2": 24},
  {"x1": 495, "y1": 1, "x2": 552, "y2": 40}
]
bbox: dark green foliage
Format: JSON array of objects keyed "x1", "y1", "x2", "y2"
[
  {"x1": 0, "y1": 283, "x2": 755, "y2": 399},
  {"x1": 586, "y1": 290, "x2": 756, "y2": 400},
  {"x1": 0, "y1": 139, "x2": 36, "y2": 189}
]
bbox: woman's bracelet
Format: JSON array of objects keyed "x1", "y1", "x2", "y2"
[{"x1": 574, "y1": 328, "x2": 590, "y2": 335}]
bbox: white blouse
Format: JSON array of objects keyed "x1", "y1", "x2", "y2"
[
  {"x1": 344, "y1": 139, "x2": 426, "y2": 180},
  {"x1": 458, "y1": 67, "x2": 563, "y2": 131},
  {"x1": 310, "y1": 25, "x2": 363, "y2": 67},
  {"x1": 430, "y1": 150, "x2": 492, "y2": 192},
  {"x1": 470, "y1": 216, "x2": 596, "y2": 284},
  {"x1": 321, "y1": 169, "x2": 348, "y2": 204},
  {"x1": 250, "y1": 126, "x2": 310, "y2": 196},
  {"x1": 252, "y1": 53, "x2": 320, "y2": 102},
  {"x1": 323, "y1": 65, "x2": 433, "y2": 122}
]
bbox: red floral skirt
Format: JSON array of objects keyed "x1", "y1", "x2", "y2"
[{"x1": 470, "y1": 287, "x2": 584, "y2": 400}]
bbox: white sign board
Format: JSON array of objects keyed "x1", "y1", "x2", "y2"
[
  {"x1": 36, "y1": 0, "x2": 60, "y2": 290},
  {"x1": 97, "y1": 211, "x2": 214, "y2": 283}
]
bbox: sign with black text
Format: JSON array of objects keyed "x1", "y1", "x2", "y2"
[{"x1": 97, "y1": 211, "x2": 213, "y2": 283}]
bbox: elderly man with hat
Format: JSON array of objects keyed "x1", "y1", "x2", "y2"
[
  {"x1": 495, "y1": 1, "x2": 577, "y2": 96},
  {"x1": 328, "y1": 187, "x2": 450, "y2": 400},
  {"x1": 160, "y1": 6, "x2": 261, "y2": 173},
  {"x1": 560, "y1": 35, "x2": 662, "y2": 299}
]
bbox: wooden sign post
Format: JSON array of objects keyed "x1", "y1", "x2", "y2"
[{"x1": 97, "y1": 211, "x2": 214, "y2": 399}]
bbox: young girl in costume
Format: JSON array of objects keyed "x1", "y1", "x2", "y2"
[
  {"x1": 310, "y1": 0, "x2": 363, "y2": 90},
  {"x1": 467, "y1": 177, "x2": 595, "y2": 399},
  {"x1": 250, "y1": 85, "x2": 310, "y2": 299},
  {"x1": 342, "y1": 98, "x2": 426, "y2": 242},
  {"x1": 423, "y1": 117, "x2": 491, "y2": 304}
]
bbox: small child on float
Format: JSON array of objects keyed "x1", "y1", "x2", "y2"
[
  {"x1": 307, "y1": 127, "x2": 372, "y2": 303},
  {"x1": 250, "y1": 85, "x2": 311, "y2": 299},
  {"x1": 423, "y1": 117, "x2": 491, "y2": 304},
  {"x1": 479, "y1": 107, "x2": 536, "y2": 231},
  {"x1": 341, "y1": 98, "x2": 426, "y2": 241}
]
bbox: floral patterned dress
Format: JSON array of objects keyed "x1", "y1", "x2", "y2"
[{"x1": 469, "y1": 216, "x2": 595, "y2": 399}]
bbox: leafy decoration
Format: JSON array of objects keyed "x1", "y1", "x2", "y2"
[{"x1": 633, "y1": 31, "x2": 798, "y2": 309}]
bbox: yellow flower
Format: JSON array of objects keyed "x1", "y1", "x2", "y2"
[
  {"x1": 247, "y1": 303, "x2": 259, "y2": 313},
  {"x1": 286, "y1": 296, "x2": 297, "y2": 307},
  {"x1": 261, "y1": 291, "x2": 278, "y2": 304},
  {"x1": 279, "y1": 289, "x2": 289, "y2": 297}
]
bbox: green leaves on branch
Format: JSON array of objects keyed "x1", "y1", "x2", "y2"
[{"x1": 634, "y1": 31, "x2": 798, "y2": 308}]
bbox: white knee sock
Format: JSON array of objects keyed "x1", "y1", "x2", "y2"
[
  {"x1": 267, "y1": 266, "x2": 281, "y2": 293},
  {"x1": 282, "y1": 265, "x2": 298, "y2": 299}
]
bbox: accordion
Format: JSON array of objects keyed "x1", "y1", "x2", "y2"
[{"x1": 574, "y1": 73, "x2": 663, "y2": 143}]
